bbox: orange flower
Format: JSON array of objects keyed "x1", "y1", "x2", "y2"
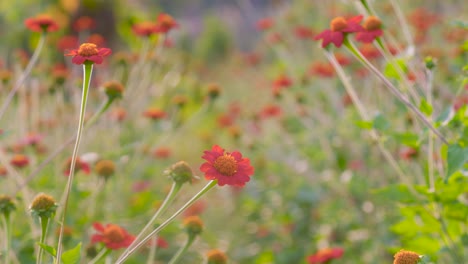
[
  {"x1": 73, "y1": 16, "x2": 96, "y2": 32},
  {"x1": 155, "y1": 13, "x2": 178, "y2": 33},
  {"x1": 10, "y1": 154, "x2": 29, "y2": 168},
  {"x1": 143, "y1": 107, "x2": 167, "y2": 120},
  {"x1": 133, "y1": 21, "x2": 160, "y2": 37},
  {"x1": 260, "y1": 104, "x2": 282, "y2": 119},
  {"x1": 309, "y1": 62, "x2": 335, "y2": 78},
  {"x1": 24, "y1": 14, "x2": 59, "y2": 32},
  {"x1": 91, "y1": 222, "x2": 135, "y2": 250},
  {"x1": 200, "y1": 145, "x2": 254, "y2": 187},
  {"x1": 393, "y1": 250, "x2": 420, "y2": 264},
  {"x1": 65, "y1": 43, "x2": 111, "y2": 65},
  {"x1": 153, "y1": 147, "x2": 172, "y2": 159},
  {"x1": 356, "y1": 16, "x2": 383, "y2": 43},
  {"x1": 57, "y1": 35, "x2": 79, "y2": 51},
  {"x1": 294, "y1": 25, "x2": 315, "y2": 39},
  {"x1": 256, "y1": 18, "x2": 274, "y2": 31},
  {"x1": 307, "y1": 247, "x2": 344, "y2": 263}
]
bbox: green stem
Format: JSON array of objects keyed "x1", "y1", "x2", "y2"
[
  {"x1": 37, "y1": 216, "x2": 50, "y2": 264},
  {"x1": 55, "y1": 62, "x2": 94, "y2": 264},
  {"x1": 2, "y1": 214, "x2": 11, "y2": 264},
  {"x1": 117, "y1": 182, "x2": 182, "y2": 262},
  {"x1": 88, "y1": 248, "x2": 112, "y2": 264},
  {"x1": 0, "y1": 32, "x2": 47, "y2": 120},
  {"x1": 84, "y1": 98, "x2": 114, "y2": 129},
  {"x1": 168, "y1": 235, "x2": 196, "y2": 264},
  {"x1": 343, "y1": 38, "x2": 448, "y2": 145},
  {"x1": 116, "y1": 180, "x2": 217, "y2": 264}
]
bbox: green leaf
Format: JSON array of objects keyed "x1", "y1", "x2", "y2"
[
  {"x1": 355, "y1": 120, "x2": 372, "y2": 129},
  {"x1": 372, "y1": 113, "x2": 390, "y2": 131},
  {"x1": 384, "y1": 58, "x2": 407, "y2": 80},
  {"x1": 393, "y1": 132, "x2": 420, "y2": 148},
  {"x1": 419, "y1": 99, "x2": 433, "y2": 116},
  {"x1": 38, "y1": 243, "x2": 56, "y2": 257},
  {"x1": 373, "y1": 184, "x2": 417, "y2": 203},
  {"x1": 62, "y1": 243, "x2": 81, "y2": 264},
  {"x1": 446, "y1": 144, "x2": 468, "y2": 182},
  {"x1": 435, "y1": 107, "x2": 453, "y2": 126}
]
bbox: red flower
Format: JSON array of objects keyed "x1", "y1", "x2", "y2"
[
  {"x1": 87, "y1": 34, "x2": 106, "y2": 47},
  {"x1": 63, "y1": 157, "x2": 91, "y2": 176},
  {"x1": 24, "y1": 14, "x2": 59, "y2": 32},
  {"x1": 153, "y1": 147, "x2": 172, "y2": 159},
  {"x1": 272, "y1": 74, "x2": 292, "y2": 90},
  {"x1": 314, "y1": 15, "x2": 363, "y2": 48},
  {"x1": 65, "y1": 43, "x2": 111, "y2": 65},
  {"x1": 407, "y1": 8, "x2": 439, "y2": 32},
  {"x1": 155, "y1": 13, "x2": 178, "y2": 34},
  {"x1": 200, "y1": 145, "x2": 254, "y2": 187},
  {"x1": 132, "y1": 21, "x2": 160, "y2": 37},
  {"x1": 294, "y1": 25, "x2": 315, "y2": 39},
  {"x1": 57, "y1": 35, "x2": 79, "y2": 51},
  {"x1": 356, "y1": 16, "x2": 383, "y2": 43},
  {"x1": 307, "y1": 247, "x2": 344, "y2": 263},
  {"x1": 256, "y1": 18, "x2": 274, "y2": 31},
  {"x1": 10, "y1": 154, "x2": 29, "y2": 168},
  {"x1": 143, "y1": 107, "x2": 167, "y2": 120},
  {"x1": 91, "y1": 223, "x2": 135, "y2": 250},
  {"x1": 309, "y1": 62, "x2": 335, "y2": 78},
  {"x1": 73, "y1": 16, "x2": 96, "y2": 32},
  {"x1": 359, "y1": 44, "x2": 381, "y2": 60},
  {"x1": 260, "y1": 104, "x2": 282, "y2": 119}
]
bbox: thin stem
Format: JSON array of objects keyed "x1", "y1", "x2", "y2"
[
  {"x1": 2, "y1": 214, "x2": 11, "y2": 264},
  {"x1": 116, "y1": 180, "x2": 217, "y2": 264},
  {"x1": 343, "y1": 39, "x2": 448, "y2": 145},
  {"x1": 168, "y1": 235, "x2": 196, "y2": 264},
  {"x1": 389, "y1": 0, "x2": 414, "y2": 49},
  {"x1": 0, "y1": 32, "x2": 46, "y2": 120},
  {"x1": 117, "y1": 182, "x2": 182, "y2": 262},
  {"x1": 37, "y1": 217, "x2": 50, "y2": 264},
  {"x1": 426, "y1": 69, "x2": 435, "y2": 192},
  {"x1": 88, "y1": 248, "x2": 112, "y2": 264},
  {"x1": 55, "y1": 63, "x2": 93, "y2": 263}
]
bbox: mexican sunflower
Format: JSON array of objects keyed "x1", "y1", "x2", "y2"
[
  {"x1": 307, "y1": 247, "x2": 344, "y2": 263},
  {"x1": 65, "y1": 43, "x2": 111, "y2": 65},
  {"x1": 91, "y1": 223, "x2": 135, "y2": 250},
  {"x1": 24, "y1": 14, "x2": 59, "y2": 32},
  {"x1": 314, "y1": 15, "x2": 363, "y2": 48},
  {"x1": 356, "y1": 16, "x2": 383, "y2": 43},
  {"x1": 200, "y1": 145, "x2": 254, "y2": 187}
]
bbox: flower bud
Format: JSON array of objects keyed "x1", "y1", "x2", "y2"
[
  {"x1": 103, "y1": 81, "x2": 124, "y2": 100},
  {"x1": 164, "y1": 161, "x2": 194, "y2": 185},
  {"x1": 94, "y1": 159, "x2": 116, "y2": 179},
  {"x1": 30, "y1": 193, "x2": 58, "y2": 218},
  {"x1": 0, "y1": 195, "x2": 16, "y2": 217},
  {"x1": 206, "y1": 249, "x2": 227, "y2": 264},
  {"x1": 183, "y1": 215, "x2": 204, "y2": 237}
]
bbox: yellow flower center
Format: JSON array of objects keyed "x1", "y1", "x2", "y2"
[
  {"x1": 77, "y1": 43, "x2": 99, "y2": 57},
  {"x1": 330, "y1": 17, "x2": 347, "y2": 32},
  {"x1": 104, "y1": 225, "x2": 125, "y2": 242},
  {"x1": 213, "y1": 154, "x2": 237, "y2": 176},
  {"x1": 364, "y1": 16, "x2": 382, "y2": 31}
]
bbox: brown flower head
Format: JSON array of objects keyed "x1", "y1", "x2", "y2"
[
  {"x1": 30, "y1": 193, "x2": 57, "y2": 218},
  {"x1": 103, "y1": 81, "x2": 124, "y2": 100},
  {"x1": 393, "y1": 250, "x2": 421, "y2": 264},
  {"x1": 207, "y1": 249, "x2": 228, "y2": 264},
  {"x1": 95, "y1": 159, "x2": 116, "y2": 179},
  {"x1": 183, "y1": 215, "x2": 204, "y2": 237}
]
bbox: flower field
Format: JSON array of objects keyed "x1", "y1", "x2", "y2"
[{"x1": 0, "y1": 0, "x2": 467, "y2": 263}]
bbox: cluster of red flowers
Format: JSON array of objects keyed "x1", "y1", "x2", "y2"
[
  {"x1": 314, "y1": 15, "x2": 383, "y2": 48},
  {"x1": 132, "y1": 13, "x2": 178, "y2": 37}
]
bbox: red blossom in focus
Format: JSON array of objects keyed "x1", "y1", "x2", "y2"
[
  {"x1": 91, "y1": 222, "x2": 135, "y2": 250},
  {"x1": 65, "y1": 43, "x2": 111, "y2": 65},
  {"x1": 200, "y1": 145, "x2": 254, "y2": 187},
  {"x1": 314, "y1": 15, "x2": 363, "y2": 48},
  {"x1": 356, "y1": 16, "x2": 383, "y2": 43},
  {"x1": 307, "y1": 247, "x2": 344, "y2": 263},
  {"x1": 25, "y1": 14, "x2": 59, "y2": 32},
  {"x1": 155, "y1": 13, "x2": 178, "y2": 34},
  {"x1": 73, "y1": 16, "x2": 96, "y2": 32},
  {"x1": 132, "y1": 21, "x2": 160, "y2": 37},
  {"x1": 294, "y1": 25, "x2": 315, "y2": 39},
  {"x1": 256, "y1": 18, "x2": 274, "y2": 31}
]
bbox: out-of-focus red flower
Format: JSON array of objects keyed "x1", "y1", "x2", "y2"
[
  {"x1": 24, "y1": 14, "x2": 59, "y2": 32},
  {"x1": 183, "y1": 200, "x2": 206, "y2": 217},
  {"x1": 57, "y1": 35, "x2": 79, "y2": 51},
  {"x1": 307, "y1": 247, "x2": 344, "y2": 263},
  {"x1": 272, "y1": 74, "x2": 292, "y2": 90},
  {"x1": 334, "y1": 52, "x2": 351, "y2": 66},
  {"x1": 63, "y1": 157, "x2": 91, "y2": 176},
  {"x1": 314, "y1": 15, "x2": 363, "y2": 48},
  {"x1": 10, "y1": 154, "x2": 29, "y2": 168},
  {"x1": 256, "y1": 18, "x2": 274, "y2": 31},
  {"x1": 407, "y1": 8, "x2": 439, "y2": 32},
  {"x1": 266, "y1": 32, "x2": 283, "y2": 45},
  {"x1": 453, "y1": 94, "x2": 468, "y2": 111},
  {"x1": 87, "y1": 34, "x2": 106, "y2": 47},
  {"x1": 244, "y1": 52, "x2": 261, "y2": 66},
  {"x1": 164, "y1": 38, "x2": 174, "y2": 48},
  {"x1": 294, "y1": 25, "x2": 315, "y2": 39},
  {"x1": 109, "y1": 107, "x2": 127, "y2": 122},
  {"x1": 359, "y1": 44, "x2": 381, "y2": 60},
  {"x1": 73, "y1": 16, "x2": 96, "y2": 32},
  {"x1": 200, "y1": 145, "x2": 254, "y2": 187},
  {"x1": 132, "y1": 180, "x2": 151, "y2": 192},
  {"x1": 143, "y1": 107, "x2": 167, "y2": 120},
  {"x1": 0, "y1": 165, "x2": 7, "y2": 177},
  {"x1": 217, "y1": 113, "x2": 235, "y2": 128},
  {"x1": 52, "y1": 64, "x2": 69, "y2": 84},
  {"x1": 132, "y1": 21, "x2": 160, "y2": 37},
  {"x1": 153, "y1": 147, "x2": 171, "y2": 159},
  {"x1": 399, "y1": 147, "x2": 418, "y2": 160},
  {"x1": 19, "y1": 133, "x2": 43, "y2": 146},
  {"x1": 356, "y1": 16, "x2": 383, "y2": 43},
  {"x1": 91, "y1": 222, "x2": 135, "y2": 250},
  {"x1": 155, "y1": 13, "x2": 178, "y2": 34},
  {"x1": 65, "y1": 43, "x2": 111, "y2": 65},
  {"x1": 146, "y1": 237, "x2": 169, "y2": 248},
  {"x1": 260, "y1": 104, "x2": 282, "y2": 119},
  {"x1": 309, "y1": 62, "x2": 335, "y2": 78}
]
